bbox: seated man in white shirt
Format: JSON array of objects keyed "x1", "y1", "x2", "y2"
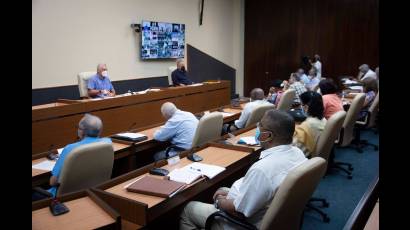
[
  {"x1": 180, "y1": 109, "x2": 307, "y2": 230},
  {"x1": 232, "y1": 88, "x2": 270, "y2": 130},
  {"x1": 153, "y1": 102, "x2": 199, "y2": 161},
  {"x1": 357, "y1": 64, "x2": 377, "y2": 81}
]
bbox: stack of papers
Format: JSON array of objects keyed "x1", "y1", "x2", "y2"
[
  {"x1": 169, "y1": 162, "x2": 226, "y2": 184},
  {"x1": 188, "y1": 83, "x2": 204, "y2": 87},
  {"x1": 32, "y1": 160, "x2": 56, "y2": 171},
  {"x1": 237, "y1": 136, "x2": 258, "y2": 145}
]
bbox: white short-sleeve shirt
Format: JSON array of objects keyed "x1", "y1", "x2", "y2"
[
  {"x1": 225, "y1": 145, "x2": 307, "y2": 229},
  {"x1": 234, "y1": 100, "x2": 271, "y2": 129}
]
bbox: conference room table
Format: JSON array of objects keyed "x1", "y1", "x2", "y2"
[
  {"x1": 32, "y1": 103, "x2": 246, "y2": 188},
  {"x1": 91, "y1": 142, "x2": 259, "y2": 228},
  {"x1": 32, "y1": 81, "x2": 232, "y2": 155}
]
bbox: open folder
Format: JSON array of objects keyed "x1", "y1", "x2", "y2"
[
  {"x1": 111, "y1": 132, "x2": 148, "y2": 142},
  {"x1": 168, "y1": 163, "x2": 226, "y2": 184},
  {"x1": 126, "y1": 176, "x2": 186, "y2": 198}
]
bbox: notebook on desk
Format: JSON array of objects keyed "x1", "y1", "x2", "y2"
[{"x1": 126, "y1": 176, "x2": 186, "y2": 198}]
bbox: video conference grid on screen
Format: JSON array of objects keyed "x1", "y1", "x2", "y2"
[{"x1": 141, "y1": 20, "x2": 185, "y2": 59}]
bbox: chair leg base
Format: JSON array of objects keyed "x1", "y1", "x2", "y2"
[{"x1": 306, "y1": 204, "x2": 330, "y2": 223}]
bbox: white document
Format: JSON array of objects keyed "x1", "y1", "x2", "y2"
[
  {"x1": 188, "y1": 83, "x2": 204, "y2": 87},
  {"x1": 149, "y1": 88, "x2": 161, "y2": 92},
  {"x1": 184, "y1": 162, "x2": 226, "y2": 179},
  {"x1": 238, "y1": 136, "x2": 258, "y2": 145},
  {"x1": 57, "y1": 148, "x2": 63, "y2": 155},
  {"x1": 348, "y1": 86, "x2": 363, "y2": 91},
  {"x1": 115, "y1": 132, "x2": 147, "y2": 139},
  {"x1": 32, "y1": 160, "x2": 56, "y2": 171},
  {"x1": 219, "y1": 112, "x2": 234, "y2": 117},
  {"x1": 344, "y1": 79, "x2": 358, "y2": 84},
  {"x1": 168, "y1": 168, "x2": 202, "y2": 184}
]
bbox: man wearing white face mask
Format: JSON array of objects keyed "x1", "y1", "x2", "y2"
[{"x1": 87, "y1": 63, "x2": 116, "y2": 98}]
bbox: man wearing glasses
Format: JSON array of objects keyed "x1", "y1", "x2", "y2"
[{"x1": 180, "y1": 110, "x2": 307, "y2": 229}]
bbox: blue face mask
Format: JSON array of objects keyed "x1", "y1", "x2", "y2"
[{"x1": 255, "y1": 127, "x2": 261, "y2": 144}]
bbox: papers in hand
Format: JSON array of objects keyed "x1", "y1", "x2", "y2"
[
  {"x1": 169, "y1": 163, "x2": 226, "y2": 184},
  {"x1": 32, "y1": 160, "x2": 56, "y2": 171},
  {"x1": 237, "y1": 136, "x2": 258, "y2": 145}
]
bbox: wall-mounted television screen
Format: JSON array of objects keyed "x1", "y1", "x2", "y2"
[{"x1": 141, "y1": 20, "x2": 185, "y2": 59}]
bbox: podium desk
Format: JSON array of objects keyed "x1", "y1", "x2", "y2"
[{"x1": 32, "y1": 81, "x2": 231, "y2": 154}]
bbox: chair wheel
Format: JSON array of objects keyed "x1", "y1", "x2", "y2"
[
  {"x1": 324, "y1": 216, "x2": 330, "y2": 223},
  {"x1": 348, "y1": 175, "x2": 353, "y2": 179}
]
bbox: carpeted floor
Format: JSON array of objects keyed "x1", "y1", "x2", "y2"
[{"x1": 302, "y1": 129, "x2": 379, "y2": 230}]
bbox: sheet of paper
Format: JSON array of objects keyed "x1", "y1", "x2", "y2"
[
  {"x1": 348, "y1": 86, "x2": 363, "y2": 91},
  {"x1": 188, "y1": 83, "x2": 204, "y2": 87},
  {"x1": 344, "y1": 79, "x2": 358, "y2": 84},
  {"x1": 32, "y1": 160, "x2": 56, "y2": 171},
  {"x1": 116, "y1": 132, "x2": 147, "y2": 139},
  {"x1": 149, "y1": 88, "x2": 161, "y2": 92},
  {"x1": 168, "y1": 168, "x2": 202, "y2": 184},
  {"x1": 219, "y1": 112, "x2": 234, "y2": 117},
  {"x1": 238, "y1": 136, "x2": 257, "y2": 145},
  {"x1": 57, "y1": 148, "x2": 63, "y2": 155},
  {"x1": 183, "y1": 162, "x2": 226, "y2": 179}
]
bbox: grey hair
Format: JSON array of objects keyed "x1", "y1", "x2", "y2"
[
  {"x1": 262, "y1": 109, "x2": 295, "y2": 144},
  {"x1": 97, "y1": 63, "x2": 106, "y2": 72},
  {"x1": 250, "y1": 88, "x2": 265, "y2": 100},
  {"x1": 176, "y1": 59, "x2": 184, "y2": 65},
  {"x1": 359, "y1": 64, "x2": 370, "y2": 72},
  {"x1": 161, "y1": 102, "x2": 178, "y2": 118},
  {"x1": 78, "y1": 114, "x2": 103, "y2": 137}
]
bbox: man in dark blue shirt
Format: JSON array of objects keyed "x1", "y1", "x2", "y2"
[{"x1": 171, "y1": 59, "x2": 193, "y2": 86}]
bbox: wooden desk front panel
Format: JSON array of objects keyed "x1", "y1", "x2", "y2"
[{"x1": 32, "y1": 82, "x2": 231, "y2": 154}]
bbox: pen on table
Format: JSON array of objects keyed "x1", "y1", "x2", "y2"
[{"x1": 190, "y1": 167, "x2": 201, "y2": 172}]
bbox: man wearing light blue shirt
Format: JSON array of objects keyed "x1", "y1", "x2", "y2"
[
  {"x1": 297, "y1": 68, "x2": 310, "y2": 85},
  {"x1": 87, "y1": 63, "x2": 116, "y2": 98},
  {"x1": 153, "y1": 102, "x2": 199, "y2": 160},
  {"x1": 48, "y1": 114, "x2": 112, "y2": 197}
]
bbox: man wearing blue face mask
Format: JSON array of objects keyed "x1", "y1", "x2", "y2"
[
  {"x1": 180, "y1": 110, "x2": 307, "y2": 230},
  {"x1": 87, "y1": 63, "x2": 116, "y2": 98}
]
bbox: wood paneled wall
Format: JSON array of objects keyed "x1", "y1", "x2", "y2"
[{"x1": 244, "y1": 0, "x2": 379, "y2": 95}]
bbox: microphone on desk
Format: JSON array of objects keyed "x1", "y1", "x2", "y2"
[
  {"x1": 47, "y1": 144, "x2": 59, "y2": 161},
  {"x1": 187, "y1": 148, "x2": 203, "y2": 162}
]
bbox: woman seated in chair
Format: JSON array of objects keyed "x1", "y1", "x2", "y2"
[
  {"x1": 293, "y1": 91, "x2": 327, "y2": 157},
  {"x1": 358, "y1": 78, "x2": 378, "y2": 121}
]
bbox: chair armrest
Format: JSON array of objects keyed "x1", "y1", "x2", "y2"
[{"x1": 205, "y1": 210, "x2": 257, "y2": 230}]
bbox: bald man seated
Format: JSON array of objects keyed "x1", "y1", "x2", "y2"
[
  {"x1": 153, "y1": 102, "x2": 199, "y2": 161},
  {"x1": 233, "y1": 88, "x2": 271, "y2": 129},
  {"x1": 47, "y1": 114, "x2": 112, "y2": 197},
  {"x1": 88, "y1": 63, "x2": 116, "y2": 98},
  {"x1": 357, "y1": 64, "x2": 377, "y2": 81}
]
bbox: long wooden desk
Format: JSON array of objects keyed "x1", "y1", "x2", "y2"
[
  {"x1": 32, "y1": 81, "x2": 231, "y2": 154},
  {"x1": 92, "y1": 143, "x2": 259, "y2": 227},
  {"x1": 32, "y1": 190, "x2": 121, "y2": 230},
  {"x1": 32, "y1": 106, "x2": 245, "y2": 188}
]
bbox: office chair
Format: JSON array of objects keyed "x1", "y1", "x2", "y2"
[
  {"x1": 354, "y1": 93, "x2": 379, "y2": 151},
  {"x1": 331, "y1": 93, "x2": 365, "y2": 179},
  {"x1": 205, "y1": 157, "x2": 327, "y2": 230},
  {"x1": 226, "y1": 103, "x2": 274, "y2": 133},
  {"x1": 77, "y1": 71, "x2": 96, "y2": 99},
  {"x1": 192, "y1": 112, "x2": 224, "y2": 147},
  {"x1": 56, "y1": 142, "x2": 114, "y2": 196},
  {"x1": 244, "y1": 104, "x2": 275, "y2": 128},
  {"x1": 307, "y1": 110, "x2": 346, "y2": 222},
  {"x1": 276, "y1": 89, "x2": 296, "y2": 111}
]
